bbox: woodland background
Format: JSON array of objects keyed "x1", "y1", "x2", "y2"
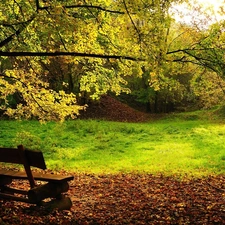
[{"x1": 1, "y1": 0, "x2": 225, "y2": 121}]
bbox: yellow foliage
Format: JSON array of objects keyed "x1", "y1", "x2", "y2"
[{"x1": 0, "y1": 68, "x2": 84, "y2": 122}]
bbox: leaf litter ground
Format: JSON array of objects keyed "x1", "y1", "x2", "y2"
[{"x1": 0, "y1": 173, "x2": 224, "y2": 225}]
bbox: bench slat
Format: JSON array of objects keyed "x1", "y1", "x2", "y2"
[
  {"x1": 0, "y1": 148, "x2": 22, "y2": 164},
  {"x1": 0, "y1": 148, "x2": 46, "y2": 170},
  {"x1": 0, "y1": 169, "x2": 74, "y2": 182},
  {"x1": 26, "y1": 150, "x2": 47, "y2": 170},
  {"x1": 0, "y1": 192, "x2": 31, "y2": 203}
]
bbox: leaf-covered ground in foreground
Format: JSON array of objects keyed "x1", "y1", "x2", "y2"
[{"x1": 0, "y1": 173, "x2": 224, "y2": 225}]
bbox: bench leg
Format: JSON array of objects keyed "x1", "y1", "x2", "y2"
[
  {"x1": 43, "y1": 195, "x2": 72, "y2": 210},
  {"x1": 28, "y1": 181, "x2": 69, "y2": 203},
  {"x1": 0, "y1": 177, "x2": 12, "y2": 186}
]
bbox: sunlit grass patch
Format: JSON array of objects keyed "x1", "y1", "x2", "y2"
[{"x1": 0, "y1": 113, "x2": 225, "y2": 177}]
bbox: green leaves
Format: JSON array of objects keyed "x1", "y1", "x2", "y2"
[{"x1": 1, "y1": 0, "x2": 224, "y2": 120}]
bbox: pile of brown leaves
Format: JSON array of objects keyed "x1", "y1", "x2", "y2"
[
  {"x1": 0, "y1": 173, "x2": 224, "y2": 224},
  {"x1": 79, "y1": 95, "x2": 151, "y2": 122}
]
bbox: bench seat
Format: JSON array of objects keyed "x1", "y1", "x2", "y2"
[{"x1": 0, "y1": 169, "x2": 74, "y2": 183}]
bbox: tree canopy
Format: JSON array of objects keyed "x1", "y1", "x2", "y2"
[{"x1": 0, "y1": 0, "x2": 225, "y2": 121}]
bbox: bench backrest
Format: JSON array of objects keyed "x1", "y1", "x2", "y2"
[
  {"x1": 0, "y1": 146, "x2": 47, "y2": 170},
  {"x1": 0, "y1": 145, "x2": 47, "y2": 188}
]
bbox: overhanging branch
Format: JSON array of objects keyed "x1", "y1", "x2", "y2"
[
  {"x1": 122, "y1": 0, "x2": 140, "y2": 42},
  {"x1": 64, "y1": 5, "x2": 125, "y2": 14},
  {"x1": 0, "y1": 30, "x2": 21, "y2": 48},
  {"x1": 0, "y1": 51, "x2": 144, "y2": 61},
  {"x1": 0, "y1": 16, "x2": 35, "y2": 48},
  {"x1": 0, "y1": 73, "x2": 48, "y2": 113},
  {"x1": 37, "y1": 3, "x2": 125, "y2": 14},
  {"x1": 166, "y1": 48, "x2": 224, "y2": 74},
  {"x1": 166, "y1": 47, "x2": 220, "y2": 55}
]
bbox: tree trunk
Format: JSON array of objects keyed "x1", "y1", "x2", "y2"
[{"x1": 154, "y1": 91, "x2": 158, "y2": 113}]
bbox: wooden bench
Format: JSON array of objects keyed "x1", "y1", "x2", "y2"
[{"x1": 0, "y1": 145, "x2": 74, "y2": 210}]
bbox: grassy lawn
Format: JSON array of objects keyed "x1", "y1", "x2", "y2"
[{"x1": 0, "y1": 111, "x2": 225, "y2": 176}]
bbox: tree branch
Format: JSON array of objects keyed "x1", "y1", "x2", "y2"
[
  {"x1": 122, "y1": 0, "x2": 141, "y2": 44},
  {"x1": 0, "y1": 51, "x2": 143, "y2": 61},
  {"x1": 0, "y1": 73, "x2": 48, "y2": 114},
  {"x1": 35, "y1": 0, "x2": 40, "y2": 12},
  {"x1": 0, "y1": 16, "x2": 35, "y2": 48},
  {"x1": 37, "y1": 4, "x2": 125, "y2": 14},
  {"x1": 0, "y1": 30, "x2": 21, "y2": 48},
  {"x1": 166, "y1": 47, "x2": 222, "y2": 55}
]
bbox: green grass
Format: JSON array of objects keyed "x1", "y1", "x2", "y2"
[{"x1": 0, "y1": 110, "x2": 225, "y2": 176}]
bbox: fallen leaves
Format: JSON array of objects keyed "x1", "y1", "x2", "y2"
[
  {"x1": 0, "y1": 173, "x2": 225, "y2": 224},
  {"x1": 79, "y1": 95, "x2": 151, "y2": 122}
]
